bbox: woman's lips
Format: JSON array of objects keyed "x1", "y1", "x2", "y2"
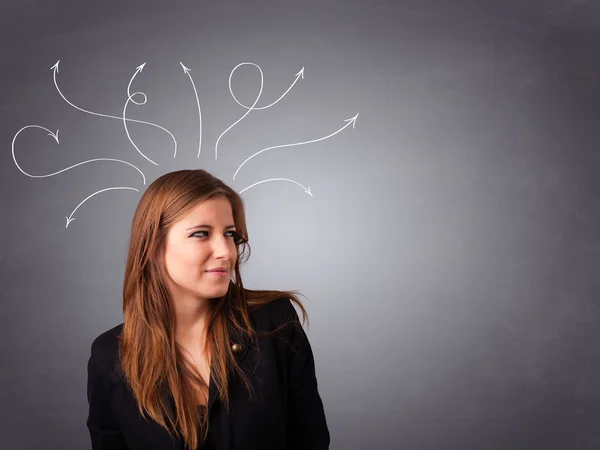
[{"x1": 206, "y1": 270, "x2": 228, "y2": 277}]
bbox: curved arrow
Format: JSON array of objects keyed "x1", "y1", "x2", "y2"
[
  {"x1": 215, "y1": 62, "x2": 264, "y2": 160},
  {"x1": 123, "y1": 63, "x2": 159, "y2": 165},
  {"x1": 232, "y1": 113, "x2": 359, "y2": 180},
  {"x1": 231, "y1": 66, "x2": 304, "y2": 110},
  {"x1": 51, "y1": 60, "x2": 177, "y2": 161},
  {"x1": 12, "y1": 125, "x2": 146, "y2": 184},
  {"x1": 66, "y1": 186, "x2": 139, "y2": 228},
  {"x1": 238, "y1": 177, "x2": 313, "y2": 196},
  {"x1": 180, "y1": 62, "x2": 203, "y2": 158}
]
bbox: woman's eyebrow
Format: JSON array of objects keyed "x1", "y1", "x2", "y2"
[{"x1": 186, "y1": 224, "x2": 236, "y2": 231}]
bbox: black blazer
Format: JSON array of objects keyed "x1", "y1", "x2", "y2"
[{"x1": 86, "y1": 298, "x2": 330, "y2": 450}]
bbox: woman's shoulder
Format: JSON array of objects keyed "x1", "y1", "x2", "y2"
[
  {"x1": 87, "y1": 298, "x2": 299, "y2": 354},
  {"x1": 249, "y1": 297, "x2": 301, "y2": 331},
  {"x1": 89, "y1": 323, "x2": 124, "y2": 368}
]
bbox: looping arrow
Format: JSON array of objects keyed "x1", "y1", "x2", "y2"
[
  {"x1": 215, "y1": 63, "x2": 307, "y2": 160},
  {"x1": 215, "y1": 62, "x2": 264, "y2": 160},
  {"x1": 123, "y1": 63, "x2": 160, "y2": 165},
  {"x1": 51, "y1": 60, "x2": 177, "y2": 163},
  {"x1": 231, "y1": 66, "x2": 304, "y2": 110}
]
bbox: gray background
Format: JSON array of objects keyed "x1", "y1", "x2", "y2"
[{"x1": 2, "y1": 0, "x2": 600, "y2": 449}]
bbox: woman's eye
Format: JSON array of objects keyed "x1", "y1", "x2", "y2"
[{"x1": 191, "y1": 231, "x2": 238, "y2": 238}]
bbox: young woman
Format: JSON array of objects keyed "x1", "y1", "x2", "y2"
[{"x1": 86, "y1": 169, "x2": 330, "y2": 450}]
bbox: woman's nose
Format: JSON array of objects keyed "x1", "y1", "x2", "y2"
[{"x1": 212, "y1": 236, "x2": 234, "y2": 256}]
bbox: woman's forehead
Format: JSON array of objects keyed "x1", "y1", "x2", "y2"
[{"x1": 176, "y1": 198, "x2": 234, "y2": 227}]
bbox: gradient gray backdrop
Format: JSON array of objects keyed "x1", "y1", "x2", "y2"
[{"x1": 2, "y1": 0, "x2": 600, "y2": 449}]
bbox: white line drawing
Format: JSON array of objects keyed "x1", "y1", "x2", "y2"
[
  {"x1": 232, "y1": 113, "x2": 359, "y2": 180},
  {"x1": 123, "y1": 63, "x2": 160, "y2": 165},
  {"x1": 231, "y1": 66, "x2": 304, "y2": 110},
  {"x1": 11, "y1": 125, "x2": 146, "y2": 184},
  {"x1": 215, "y1": 63, "x2": 306, "y2": 160},
  {"x1": 65, "y1": 186, "x2": 139, "y2": 228},
  {"x1": 51, "y1": 60, "x2": 177, "y2": 161},
  {"x1": 7, "y1": 59, "x2": 360, "y2": 230},
  {"x1": 238, "y1": 177, "x2": 313, "y2": 196},
  {"x1": 215, "y1": 62, "x2": 264, "y2": 160},
  {"x1": 180, "y1": 62, "x2": 203, "y2": 158}
]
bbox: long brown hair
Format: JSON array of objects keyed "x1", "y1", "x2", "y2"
[{"x1": 118, "y1": 169, "x2": 307, "y2": 450}]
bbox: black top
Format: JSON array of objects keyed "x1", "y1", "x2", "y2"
[
  {"x1": 86, "y1": 298, "x2": 330, "y2": 450},
  {"x1": 196, "y1": 406, "x2": 216, "y2": 449}
]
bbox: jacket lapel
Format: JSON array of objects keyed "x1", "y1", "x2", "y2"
[{"x1": 207, "y1": 320, "x2": 254, "y2": 416}]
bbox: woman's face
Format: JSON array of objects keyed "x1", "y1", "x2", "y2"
[{"x1": 162, "y1": 196, "x2": 238, "y2": 303}]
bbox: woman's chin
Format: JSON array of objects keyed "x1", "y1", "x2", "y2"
[{"x1": 199, "y1": 287, "x2": 229, "y2": 298}]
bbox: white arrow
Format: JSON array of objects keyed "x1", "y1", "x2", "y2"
[
  {"x1": 231, "y1": 66, "x2": 304, "y2": 110},
  {"x1": 180, "y1": 62, "x2": 203, "y2": 158},
  {"x1": 51, "y1": 60, "x2": 177, "y2": 161},
  {"x1": 11, "y1": 125, "x2": 146, "y2": 184},
  {"x1": 232, "y1": 112, "x2": 359, "y2": 180},
  {"x1": 238, "y1": 177, "x2": 313, "y2": 196},
  {"x1": 122, "y1": 63, "x2": 159, "y2": 165},
  {"x1": 65, "y1": 186, "x2": 139, "y2": 228},
  {"x1": 215, "y1": 62, "x2": 264, "y2": 160}
]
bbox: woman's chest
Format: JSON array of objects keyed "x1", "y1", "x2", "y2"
[
  {"x1": 183, "y1": 348, "x2": 211, "y2": 407},
  {"x1": 108, "y1": 336, "x2": 289, "y2": 449}
]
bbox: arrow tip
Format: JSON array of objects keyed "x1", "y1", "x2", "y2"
[
  {"x1": 137, "y1": 62, "x2": 147, "y2": 71},
  {"x1": 47, "y1": 129, "x2": 60, "y2": 143},
  {"x1": 65, "y1": 216, "x2": 75, "y2": 228},
  {"x1": 180, "y1": 62, "x2": 191, "y2": 73},
  {"x1": 305, "y1": 187, "x2": 313, "y2": 197},
  {"x1": 296, "y1": 66, "x2": 305, "y2": 79},
  {"x1": 51, "y1": 60, "x2": 60, "y2": 72},
  {"x1": 345, "y1": 112, "x2": 359, "y2": 129}
]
